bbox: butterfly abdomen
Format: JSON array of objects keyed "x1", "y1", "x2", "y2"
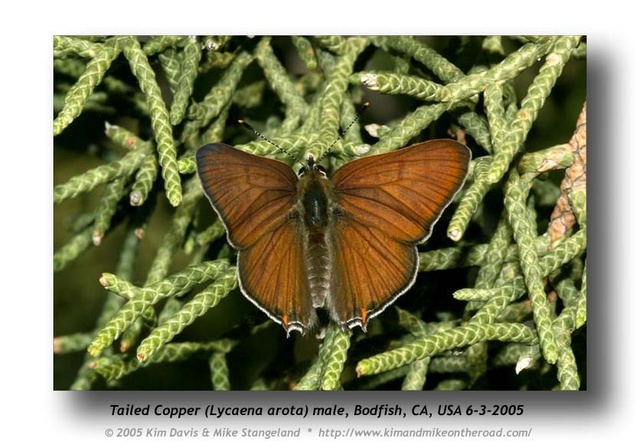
[{"x1": 306, "y1": 230, "x2": 331, "y2": 309}]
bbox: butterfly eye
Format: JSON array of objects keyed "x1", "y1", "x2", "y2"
[
  {"x1": 297, "y1": 166, "x2": 308, "y2": 176},
  {"x1": 315, "y1": 164, "x2": 327, "y2": 176}
]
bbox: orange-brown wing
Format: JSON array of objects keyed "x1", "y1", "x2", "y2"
[
  {"x1": 327, "y1": 218, "x2": 418, "y2": 330},
  {"x1": 196, "y1": 143, "x2": 298, "y2": 249},
  {"x1": 238, "y1": 218, "x2": 315, "y2": 335},
  {"x1": 196, "y1": 143, "x2": 314, "y2": 334},
  {"x1": 329, "y1": 139, "x2": 470, "y2": 329},
  {"x1": 331, "y1": 139, "x2": 470, "y2": 244}
]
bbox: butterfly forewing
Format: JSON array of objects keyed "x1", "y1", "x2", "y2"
[
  {"x1": 196, "y1": 143, "x2": 299, "y2": 249},
  {"x1": 331, "y1": 140, "x2": 471, "y2": 243},
  {"x1": 329, "y1": 140, "x2": 470, "y2": 329}
]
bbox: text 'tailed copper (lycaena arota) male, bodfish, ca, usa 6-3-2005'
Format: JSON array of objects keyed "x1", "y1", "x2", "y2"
[{"x1": 196, "y1": 139, "x2": 470, "y2": 336}]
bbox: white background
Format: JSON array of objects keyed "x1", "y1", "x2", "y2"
[{"x1": 2, "y1": 1, "x2": 635, "y2": 446}]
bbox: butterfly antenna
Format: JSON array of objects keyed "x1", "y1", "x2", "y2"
[
  {"x1": 237, "y1": 119, "x2": 297, "y2": 161},
  {"x1": 324, "y1": 101, "x2": 371, "y2": 157}
]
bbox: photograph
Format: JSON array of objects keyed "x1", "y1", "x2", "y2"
[{"x1": 53, "y1": 35, "x2": 587, "y2": 392}]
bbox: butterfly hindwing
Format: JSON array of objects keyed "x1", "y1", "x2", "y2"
[
  {"x1": 238, "y1": 218, "x2": 315, "y2": 333},
  {"x1": 328, "y1": 217, "x2": 418, "y2": 329}
]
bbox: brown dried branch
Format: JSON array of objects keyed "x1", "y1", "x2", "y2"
[{"x1": 548, "y1": 102, "x2": 587, "y2": 244}]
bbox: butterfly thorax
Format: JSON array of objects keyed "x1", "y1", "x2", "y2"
[
  {"x1": 297, "y1": 166, "x2": 334, "y2": 310},
  {"x1": 299, "y1": 172, "x2": 330, "y2": 229}
]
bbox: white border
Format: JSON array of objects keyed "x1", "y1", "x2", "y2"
[{"x1": 6, "y1": 2, "x2": 636, "y2": 445}]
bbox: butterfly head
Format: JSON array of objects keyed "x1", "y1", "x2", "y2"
[{"x1": 298, "y1": 153, "x2": 328, "y2": 179}]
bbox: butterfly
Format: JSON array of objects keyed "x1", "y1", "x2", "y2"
[{"x1": 196, "y1": 139, "x2": 470, "y2": 336}]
